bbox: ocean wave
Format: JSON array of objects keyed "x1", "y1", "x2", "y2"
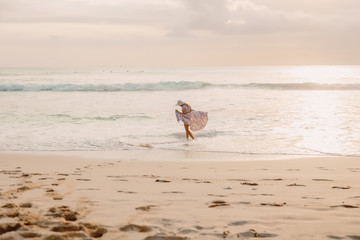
[
  {"x1": 242, "y1": 82, "x2": 360, "y2": 90},
  {"x1": 0, "y1": 82, "x2": 211, "y2": 92},
  {"x1": 1, "y1": 81, "x2": 360, "y2": 91}
]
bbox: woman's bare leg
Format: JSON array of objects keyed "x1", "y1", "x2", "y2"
[
  {"x1": 184, "y1": 124, "x2": 194, "y2": 139},
  {"x1": 184, "y1": 124, "x2": 189, "y2": 139}
]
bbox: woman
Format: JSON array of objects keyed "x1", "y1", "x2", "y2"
[{"x1": 175, "y1": 100, "x2": 208, "y2": 139}]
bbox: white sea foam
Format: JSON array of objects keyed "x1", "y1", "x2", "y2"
[{"x1": 49, "y1": 114, "x2": 152, "y2": 121}]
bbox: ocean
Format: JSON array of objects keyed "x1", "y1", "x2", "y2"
[{"x1": 1, "y1": 65, "x2": 360, "y2": 159}]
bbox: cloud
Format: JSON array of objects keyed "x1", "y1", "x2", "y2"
[
  {"x1": 172, "y1": 0, "x2": 360, "y2": 36},
  {"x1": 2, "y1": 0, "x2": 359, "y2": 37},
  {"x1": 0, "y1": 0, "x2": 359, "y2": 66},
  {"x1": 0, "y1": 0, "x2": 178, "y2": 26}
]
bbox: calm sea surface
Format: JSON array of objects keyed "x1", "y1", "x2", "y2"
[{"x1": 1, "y1": 66, "x2": 360, "y2": 158}]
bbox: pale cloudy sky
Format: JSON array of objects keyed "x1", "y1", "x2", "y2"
[{"x1": 1, "y1": 0, "x2": 360, "y2": 67}]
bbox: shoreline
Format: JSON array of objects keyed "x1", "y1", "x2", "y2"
[
  {"x1": 0, "y1": 153, "x2": 359, "y2": 239},
  {"x1": 0, "y1": 149, "x2": 326, "y2": 162}
]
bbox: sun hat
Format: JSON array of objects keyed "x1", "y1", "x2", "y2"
[{"x1": 176, "y1": 100, "x2": 185, "y2": 106}]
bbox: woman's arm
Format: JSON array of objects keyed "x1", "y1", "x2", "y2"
[
  {"x1": 182, "y1": 104, "x2": 192, "y2": 114},
  {"x1": 175, "y1": 109, "x2": 181, "y2": 122}
]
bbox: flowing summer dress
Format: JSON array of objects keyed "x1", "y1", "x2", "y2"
[{"x1": 175, "y1": 104, "x2": 208, "y2": 131}]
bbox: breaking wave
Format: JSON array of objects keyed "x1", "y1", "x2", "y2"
[
  {"x1": 1, "y1": 81, "x2": 360, "y2": 92},
  {"x1": 243, "y1": 82, "x2": 360, "y2": 90}
]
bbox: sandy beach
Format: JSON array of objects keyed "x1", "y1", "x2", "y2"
[
  {"x1": 0, "y1": 152, "x2": 359, "y2": 240},
  {"x1": 2, "y1": 0, "x2": 360, "y2": 239}
]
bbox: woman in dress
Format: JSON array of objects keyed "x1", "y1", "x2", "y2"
[{"x1": 175, "y1": 100, "x2": 208, "y2": 139}]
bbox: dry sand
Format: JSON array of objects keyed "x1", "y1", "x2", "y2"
[{"x1": 0, "y1": 152, "x2": 359, "y2": 240}]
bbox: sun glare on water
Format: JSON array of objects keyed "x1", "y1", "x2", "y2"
[
  {"x1": 288, "y1": 65, "x2": 357, "y2": 84},
  {"x1": 295, "y1": 91, "x2": 344, "y2": 154},
  {"x1": 282, "y1": 65, "x2": 360, "y2": 155}
]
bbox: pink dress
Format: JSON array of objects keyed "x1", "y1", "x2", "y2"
[{"x1": 175, "y1": 104, "x2": 208, "y2": 131}]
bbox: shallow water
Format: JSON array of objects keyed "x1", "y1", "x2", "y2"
[{"x1": 1, "y1": 66, "x2": 360, "y2": 158}]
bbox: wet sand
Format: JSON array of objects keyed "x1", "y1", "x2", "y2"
[{"x1": 0, "y1": 153, "x2": 359, "y2": 240}]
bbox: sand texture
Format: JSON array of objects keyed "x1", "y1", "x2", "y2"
[{"x1": 0, "y1": 153, "x2": 359, "y2": 240}]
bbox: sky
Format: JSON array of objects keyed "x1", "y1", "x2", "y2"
[{"x1": 1, "y1": 0, "x2": 360, "y2": 67}]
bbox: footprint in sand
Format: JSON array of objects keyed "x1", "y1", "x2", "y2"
[
  {"x1": 47, "y1": 222, "x2": 107, "y2": 238},
  {"x1": 332, "y1": 186, "x2": 351, "y2": 189},
  {"x1": 156, "y1": 179, "x2": 171, "y2": 183},
  {"x1": 349, "y1": 196, "x2": 360, "y2": 199},
  {"x1": 5, "y1": 210, "x2": 19, "y2": 218},
  {"x1": 327, "y1": 235, "x2": 345, "y2": 239},
  {"x1": 263, "y1": 178, "x2": 284, "y2": 181},
  {"x1": 80, "y1": 223, "x2": 108, "y2": 238},
  {"x1": 77, "y1": 188, "x2": 100, "y2": 191},
  {"x1": 208, "y1": 200, "x2": 230, "y2": 208},
  {"x1": 162, "y1": 191, "x2": 184, "y2": 194},
  {"x1": 119, "y1": 224, "x2": 151, "y2": 232},
  {"x1": 227, "y1": 178, "x2": 248, "y2": 182},
  {"x1": 144, "y1": 236, "x2": 188, "y2": 240},
  {"x1": 118, "y1": 190, "x2": 137, "y2": 194},
  {"x1": 208, "y1": 194, "x2": 227, "y2": 197},
  {"x1": 327, "y1": 235, "x2": 360, "y2": 240},
  {"x1": 57, "y1": 173, "x2": 69, "y2": 176},
  {"x1": 241, "y1": 182, "x2": 258, "y2": 186},
  {"x1": 113, "y1": 179, "x2": 128, "y2": 182},
  {"x1": 46, "y1": 206, "x2": 79, "y2": 221},
  {"x1": 182, "y1": 178, "x2": 201, "y2": 182},
  {"x1": 136, "y1": 205, "x2": 158, "y2": 211},
  {"x1": 2, "y1": 203, "x2": 17, "y2": 208},
  {"x1": 0, "y1": 222, "x2": 22, "y2": 235},
  {"x1": 239, "y1": 229, "x2": 278, "y2": 238},
  {"x1": 107, "y1": 175, "x2": 128, "y2": 181},
  {"x1": 38, "y1": 177, "x2": 50, "y2": 180},
  {"x1": 17, "y1": 186, "x2": 30, "y2": 192},
  {"x1": 234, "y1": 201, "x2": 251, "y2": 205},
  {"x1": 312, "y1": 179, "x2": 334, "y2": 182},
  {"x1": 20, "y1": 202, "x2": 32, "y2": 208},
  {"x1": 287, "y1": 183, "x2": 306, "y2": 187},
  {"x1": 21, "y1": 173, "x2": 30, "y2": 178},
  {"x1": 330, "y1": 205, "x2": 359, "y2": 209},
  {"x1": 76, "y1": 178, "x2": 91, "y2": 181},
  {"x1": 195, "y1": 180, "x2": 211, "y2": 184},
  {"x1": 51, "y1": 222, "x2": 82, "y2": 232},
  {"x1": 178, "y1": 228, "x2": 198, "y2": 234},
  {"x1": 348, "y1": 235, "x2": 360, "y2": 240},
  {"x1": 19, "y1": 231, "x2": 42, "y2": 238},
  {"x1": 302, "y1": 197, "x2": 324, "y2": 200},
  {"x1": 228, "y1": 221, "x2": 249, "y2": 226},
  {"x1": 260, "y1": 202, "x2": 286, "y2": 207},
  {"x1": 193, "y1": 225, "x2": 216, "y2": 230},
  {"x1": 317, "y1": 167, "x2": 333, "y2": 171}
]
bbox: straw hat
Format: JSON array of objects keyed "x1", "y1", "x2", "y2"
[{"x1": 176, "y1": 100, "x2": 185, "y2": 106}]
